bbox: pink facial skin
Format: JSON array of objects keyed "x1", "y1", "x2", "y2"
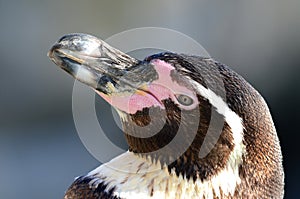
[{"x1": 96, "y1": 59, "x2": 199, "y2": 114}]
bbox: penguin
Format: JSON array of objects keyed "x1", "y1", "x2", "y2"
[{"x1": 48, "y1": 33, "x2": 284, "y2": 199}]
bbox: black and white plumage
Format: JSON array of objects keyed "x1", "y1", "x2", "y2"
[{"x1": 48, "y1": 33, "x2": 284, "y2": 199}]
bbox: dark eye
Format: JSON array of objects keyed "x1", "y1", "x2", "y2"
[{"x1": 176, "y1": 94, "x2": 194, "y2": 106}]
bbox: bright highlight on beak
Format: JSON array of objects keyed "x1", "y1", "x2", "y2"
[{"x1": 48, "y1": 33, "x2": 140, "y2": 91}]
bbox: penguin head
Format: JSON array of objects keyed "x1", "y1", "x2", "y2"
[
  {"x1": 48, "y1": 33, "x2": 243, "y2": 180},
  {"x1": 48, "y1": 33, "x2": 284, "y2": 195}
]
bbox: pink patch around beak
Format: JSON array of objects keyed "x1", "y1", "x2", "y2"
[
  {"x1": 95, "y1": 59, "x2": 198, "y2": 114},
  {"x1": 96, "y1": 89, "x2": 165, "y2": 114}
]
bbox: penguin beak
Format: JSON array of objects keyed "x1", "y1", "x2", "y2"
[
  {"x1": 48, "y1": 33, "x2": 141, "y2": 93},
  {"x1": 48, "y1": 33, "x2": 160, "y2": 113}
]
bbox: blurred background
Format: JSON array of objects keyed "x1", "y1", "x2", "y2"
[{"x1": 0, "y1": 0, "x2": 299, "y2": 198}]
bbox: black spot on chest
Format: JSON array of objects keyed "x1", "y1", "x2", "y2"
[{"x1": 64, "y1": 176, "x2": 121, "y2": 199}]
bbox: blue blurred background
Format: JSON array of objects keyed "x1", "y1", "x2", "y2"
[{"x1": 0, "y1": 0, "x2": 299, "y2": 198}]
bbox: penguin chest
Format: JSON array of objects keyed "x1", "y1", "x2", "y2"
[{"x1": 86, "y1": 152, "x2": 241, "y2": 199}]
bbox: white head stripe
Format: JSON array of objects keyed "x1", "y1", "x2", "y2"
[
  {"x1": 189, "y1": 79, "x2": 246, "y2": 197},
  {"x1": 189, "y1": 79, "x2": 245, "y2": 148}
]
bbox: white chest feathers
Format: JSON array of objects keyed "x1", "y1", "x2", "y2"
[{"x1": 86, "y1": 152, "x2": 241, "y2": 199}]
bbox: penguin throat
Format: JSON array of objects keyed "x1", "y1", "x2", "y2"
[{"x1": 122, "y1": 96, "x2": 238, "y2": 182}]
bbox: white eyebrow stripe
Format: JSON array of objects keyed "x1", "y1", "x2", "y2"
[{"x1": 190, "y1": 79, "x2": 246, "y2": 197}]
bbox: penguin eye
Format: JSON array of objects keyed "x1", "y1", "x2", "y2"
[{"x1": 176, "y1": 94, "x2": 194, "y2": 106}]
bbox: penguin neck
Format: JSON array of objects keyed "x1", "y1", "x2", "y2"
[{"x1": 122, "y1": 90, "x2": 246, "y2": 183}]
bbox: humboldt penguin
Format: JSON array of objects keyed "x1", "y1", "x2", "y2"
[{"x1": 48, "y1": 33, "x2": 284, "y2": 199}]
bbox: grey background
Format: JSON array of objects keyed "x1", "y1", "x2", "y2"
[{"x1": 0, "y1": 0, "x2": 299, "y2": 198}]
